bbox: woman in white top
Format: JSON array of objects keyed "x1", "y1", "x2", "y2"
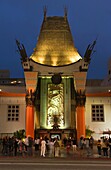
[{"x1": 40, "y1": 138, "x2": 46, "y2": 157}]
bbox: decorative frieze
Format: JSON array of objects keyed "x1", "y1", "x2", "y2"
[{"x1": 75, "y1": 90, "x2": 86, "y2": 107}]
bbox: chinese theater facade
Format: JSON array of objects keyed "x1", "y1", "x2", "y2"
[{"x1": 17, "y1": 10, "x2": 96, "y2": 141}]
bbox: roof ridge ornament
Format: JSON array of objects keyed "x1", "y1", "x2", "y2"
[
  {"x1": 64, "y1": 6, "x2": 68, "y2": 20},
  {"x1": 83, "y1": 39, "x2": 97, "y2": 63},
  {"x1": 16, "y1": 39, "x2": 28, "y2": 62},
  {"x1": 43, "y1": 6, "x2": 47, "y2": 21}
]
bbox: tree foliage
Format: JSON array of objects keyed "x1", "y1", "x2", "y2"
[
  {"x1": 14, "y1": 129, "x2": 25, "y2": 139},
  {"x1": 86, "y1": 126, "x2": 95, "y2": 137}
]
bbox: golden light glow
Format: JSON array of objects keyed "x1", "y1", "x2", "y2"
[
  {"x1": 70, "y1": 54, "x2": 81, "y2": 63},
  {"x1": 52, "y1": 57, "x2": 58, "y2": 66},
  {"x1": 47, "y1": 84, "x2": 64, "y2": 128},
  {"x1": 30, "y1": 16, "x2": 82, "y2": 66},
  {"x1": 38, "y1": 57, "x2": 45, "y2": 64}
]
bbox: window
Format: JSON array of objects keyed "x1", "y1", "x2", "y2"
[
  {"x1": 7, "y1": 105, "x2": 19, "y2": 121},
  {"x1": 91, "y1": 105, "x2": 104, "y2": 122}
]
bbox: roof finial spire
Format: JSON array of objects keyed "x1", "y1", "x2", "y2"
[
  {"x1": 64, "y1": 6, "x2": 68, "y2": 20},
  {"x1": 43, "y1": 6, "x2": 47, "y2": 21}
]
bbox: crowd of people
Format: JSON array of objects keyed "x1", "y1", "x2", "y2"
[
  {"x1": 78, "y1": 135, "x2": 111, "y2": 158},
  {"x1": 97, "y1": 137, "x2": 111, "y2": 158},
  {"x1": 0, "y1": 135, "x2": 111, "y2": 158},
  {"x1": 0, "y1": 136, "x2": 33, "y2": 156},
  {"x1": 0, "y1": 135, "x2": 78, "y2": 157}
]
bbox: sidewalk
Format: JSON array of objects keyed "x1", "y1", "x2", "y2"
[
  {"x1": 0, "y1": 145, "x2": 92, "y2": 158},
  {"x1": 0, "y1": 144, "x2": 110, "y2": 159},
  {"x1": 58, "y1": 145, "x2": 98, "y2": 158}
]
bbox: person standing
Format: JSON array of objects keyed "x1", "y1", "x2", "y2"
[
  {"x1": 101, "y1": 139, "x2": 108, "y2": 157},
  {"x1": 28, "y1": 136, "x2": 33, "y2": 156},
  {"x1": 71, "y1": 138, "x2": 77, "y2": 151},
  {"x1": 48, "y1": 138, "x2": 54, "y2": 157},
  {"x1": 34, "y1": 137, "x2": 40, "y2": 152},
  {"x1": 40, "y1": 138, "x2": 46, "y2": 157},
  {"x1": 13, "y1": 137, "x2": 18, "y2": 156},
  {"x1": 24, "y1": 136, "x2": 29, "y2": 152},
  {"x1": 97, "y1": 139, "x2": 102, "y2": 156},
  {"x1": 66, "y1": 139, "x2": 71, "y2": 154},
  {"x1": 85, "y1": 138, "x2": 91, "y2": 156},
  {"x1": 89, "y1": 136, "x2": 94, "y2": 149},
  {"x1": 54, "y1": 138, "x2": 60, "y2": 157},
  {"x1": 108, "y1": 137, "x2": 111, "y2": 158}
]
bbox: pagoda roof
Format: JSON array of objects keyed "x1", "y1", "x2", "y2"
[{"x1": 30, "y1": 15, "x2": 82, "y2": 66}]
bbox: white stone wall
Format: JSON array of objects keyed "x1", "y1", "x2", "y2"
[
  {"x1": 0, "y1": 96, "x2": 26, "y2": 137},
  {"x1": 85, "y1": 96, "x2": 111, "y2": 140},
  {"x1": 1, "y1": 85, "x2": 111, "y2": 141}
]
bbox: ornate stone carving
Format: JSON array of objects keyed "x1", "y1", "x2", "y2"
[
  {"x1": 75, "y1": 90, "x2": 86, "y2": 107},
  {"x1": 52, "y1": 115, "x2": 60, "y2": 130},
  {"x1": 51, "y1": 73, "x2": 62, "y2": 84},
  {"x1": 16, "y1": 39, "x2": 28, "y2": 62},
  {"x1": 47, "y1": 83, "x2": 64, "y2": 127},
  {"x1": 26, "y1": 89, "x2": 35, "y2": 106},
  {"x1": 84, "y1": 39, "x2": 96, "y2": 63}
]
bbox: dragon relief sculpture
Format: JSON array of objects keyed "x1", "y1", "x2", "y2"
[{"x1": 26, "y1": 89, "x2": 36, "y2": 106}]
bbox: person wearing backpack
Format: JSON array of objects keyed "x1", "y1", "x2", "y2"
[{"x1": 97, "y1": 139, "x2": 102, "y2": 156}]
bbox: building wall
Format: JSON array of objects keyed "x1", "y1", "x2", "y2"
[
  {"x1": 0, "y1": 83, "x2": 111, "y2": 140},
  {"x1": 85, "y1": 96, "x2": 111, "y2": 140},
  {"x1": 0, "y1": 96, "x2": 26, "y2": 137}
]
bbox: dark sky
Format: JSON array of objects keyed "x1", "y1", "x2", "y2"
[{"x1": 0, "y1": 0, "x2": 111, "y2": 79}]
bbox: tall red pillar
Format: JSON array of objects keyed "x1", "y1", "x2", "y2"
[
  {"x1": 24, "y1": 71, "x2": 38, "y2": 139},
  {"x1": 73, "y1": 72, "x2": 87, "y2": 141},
  {"x1": 26, "y1": 106, "x2": 34, "y2": 139},
  {"x1": 76, "y1": 106, "x2": 85, "y2": 141}
]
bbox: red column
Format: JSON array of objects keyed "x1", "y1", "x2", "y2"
[
  {"x1": 76, "y1": 106, "x2": 85, "y2": 141},
  {"x1": 26, "y1": 106, "x2": 34, "y2": 139}
]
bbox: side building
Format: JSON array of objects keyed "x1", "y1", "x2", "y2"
[
  {"x1": 0, "y1": 71, "x2": 26, "y2": 137},
  {"x1": 85, "y1": 58, "x2": 111, "y2": 139}
]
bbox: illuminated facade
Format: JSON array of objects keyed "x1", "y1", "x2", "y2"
[
  {"x1": 1, "y1": 66, "x2": 111, "y2": 141},
  {"x1": 3, "y1": 10, "x2": 110, "y2": 141},
  {"x1": 47, "y1": 83, "x2": 64, "y2": 128},
  {"x1": 16, "y1": 10, "x2": 96, "y2": 140}
]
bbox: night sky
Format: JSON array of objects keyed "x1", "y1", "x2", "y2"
[{"x1": 0, "y1": 0, "x2": 111, "y2": 79}]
